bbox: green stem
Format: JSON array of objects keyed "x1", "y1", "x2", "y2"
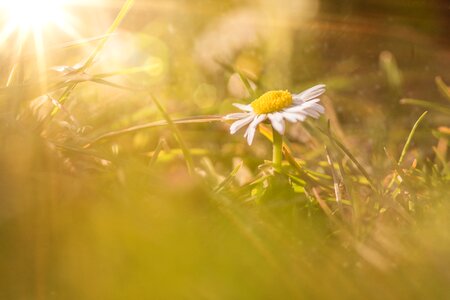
[{"x1": 272, "y1": 128, "x2": 283, "y2": 172}]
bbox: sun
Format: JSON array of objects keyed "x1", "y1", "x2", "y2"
[
  {"x1": 0, "y1": 0, "x2": 80, "y2": 61},
  {"x1": 0, "y1": 0, "x2": 82, "y2": 93},
  {"x1": 0, "y1": 0, "x2": 80, "y2": 46},
  {"x1": 0, "y1": 0, "x2": 73, "y2": 33}
]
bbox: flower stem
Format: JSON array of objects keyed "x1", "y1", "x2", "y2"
[{"x1": 272, "y1": 128, "x2": 283, "y2": 172}]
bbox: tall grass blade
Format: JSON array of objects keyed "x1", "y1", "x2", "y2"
[
  {"x1": 398, "y1": 111, "x2": 428, "y2": 165},
  {"x1": 80, "y1": 0, "x2": 135, "y2": 72},
  {"x1": 85, "y1": 115, "x2": 223, "y2": 147},
  {"x1": 215, "y1": 59, "x2": 256, "y2": 98},
  {"x1": 400, "y1": 98, "x2": 450, "y2": 115},
  {"x1": 150, "y1": 95, "x2": 195, "y2": 175},
  {"x1": 325, "y1": 146, "x2": 343, "y2": 207},
  {"x1": 435, "y1": 76, "x2": 450, "y2": 102},
  {"x1": 214, "y1": 162, "x2": 243, "y2": 193},
  {"x1": 316, "y1": 126, "x2": 377, "y2": 191},
  {"x1": 94, "y1": 65, "x2": 160, "y2": 79},
  {"x1": 51, "y1": 0, "x2": 135, "y2": 115},
  {"x1": 149, "y1": 138, "x2": 168, "y2": 167}
]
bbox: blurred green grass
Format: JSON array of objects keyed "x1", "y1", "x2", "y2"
[{"x1": 0, "y1": 0, "x2": 450, "y2": 299}]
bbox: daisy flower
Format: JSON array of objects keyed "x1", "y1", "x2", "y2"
[{"x1": 225, "y1": 84, "x2": 326, "y2": 145}]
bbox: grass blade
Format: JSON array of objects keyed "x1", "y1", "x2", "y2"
[
  {"x1": 213, "y1": 161, "x2": 243, "y2": 193},
  {"x1": 84, "y1": 115, "x2": 223, "y2": 148},
  {"x1": 435, "y1": 76, "x2": 450, "y2": 102},
  {"x1": 325, "y1": 146, "x2": 343, "y2": 207},
  {"x1": 150, "y1": 95, "x2": 195, "y2": 175},
  {"x1": 215, "y1": 59, "x2": 257, "y2": 98},
  {"x1": 80, "y1": 0, "x2": 135, "y2": 72},
  {"x1": 148, "y1": 138, "x2": 168, "y2": 167},
  {"x1": 51, "y1": 0, "x2": 135, "y2": 115},
  {"x1": 93, "y1": 65, "x2": 161, "y2": 79},
  {"x1": 398, "y1": 111, "x2": 427, "y2": 165},
  {"x1": 400, "y1": 98, "x2": 450, "y2": 115},
  {"x1": 316, "y1": 126, "x2": 377, "y2": 191}
]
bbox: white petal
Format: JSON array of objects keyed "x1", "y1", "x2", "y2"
[
  {"x1": 303, "y1": 107, "x2": 322, "y2": 118},
  {"x1": 268, "y1": 112, "x2": 285, "y2": 135},
  {"x1": 281, "y1": 112, "x2": 300, "y2": 123},
  {"x1": 284, "y1": 99, "x2": 321, "y2": 113},
  {"x1": 310, "y1": 103, "x2": 325, "y2": 114},
  {"x1": 232, "y1": 103, "x2": 253, "y2": 112},
  {"x1": 302, "y1": 103, "x2": 325, "y2": 118},
  {"x1": 293, "y1": 84, "x2": 326, "y2": 103},
  {"x1": 224, "y1": 112, "x2": 250, "y2": 120},
  {"x1": 244, "y1": 114, "x2": 266, "y2": 145},
  {"x1": 229, "y1": 114, "x2": 255, "y2": 134},
  {"x1": 281, "y1": 111, "x2": 306, "y2": 123},
  {"x1": 284, "y1": 99, "x2": 325, "y2": 119}
]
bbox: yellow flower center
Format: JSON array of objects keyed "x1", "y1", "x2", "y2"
[{"x1": 251, "y1": 90, "x2": 292, "y2": 114}]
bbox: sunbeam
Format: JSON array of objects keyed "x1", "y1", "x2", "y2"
[{"x1": 0, "y1": 0, "x2": 82, "y2": 91}]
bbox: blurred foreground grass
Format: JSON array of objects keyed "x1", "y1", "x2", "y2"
[{"x1": 0, "y1": 0, "x2": 450, "y2": 299}]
